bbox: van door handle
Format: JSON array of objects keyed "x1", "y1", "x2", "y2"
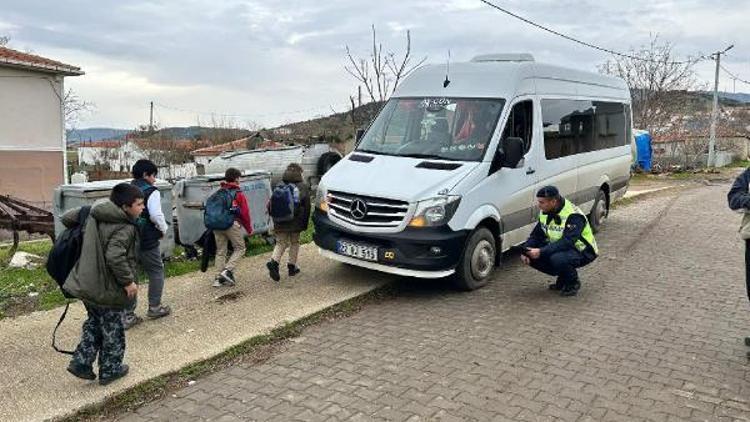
[{"x1": 526, "y1": 167, "x2": 536, "y2": 175}]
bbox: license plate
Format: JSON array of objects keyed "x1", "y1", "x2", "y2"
[{"x1": 337, "y1": 240, "x2": 378, "y2": 262}]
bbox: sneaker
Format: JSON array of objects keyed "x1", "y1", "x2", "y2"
[
  {"x1": 99, "y1": 364, "x2": 129, "y2": 386},
  {"x1": 288, "y1": 264, "x2": 301, "y2": 277},
  {"x1": 212, "y1": 276, "x2": 225, "y2": 288},
  {"x1": 219, "y1": 269, "x2": 236, "y2": 286},
  {"x1": 266, "y1": 260, "x2": 280, "y2": 282},
  {"x1": 146, "y1": 304, "x2": 172, "y2": 319},
  {"x1": 122, "y1": 313, "x2": 143, "y2": 330},
  {"x1": 745, "y1": 337, "x2": 750, "y2": 347},
  {"x1": 67, "y1": 362, "x2": 96, "y2": 380}
]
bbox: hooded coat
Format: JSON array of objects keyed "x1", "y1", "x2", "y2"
[{"x1": 62, "y1": 200, "x2": 139, "y2": 309}]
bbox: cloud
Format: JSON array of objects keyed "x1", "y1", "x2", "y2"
[{"x1": 1, "y1": 0, "x2": 747, "y2": 128}]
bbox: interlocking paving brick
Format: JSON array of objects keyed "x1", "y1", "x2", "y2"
[{"x1": 128, "y1": 185, "x2": 750, "y2": 421}]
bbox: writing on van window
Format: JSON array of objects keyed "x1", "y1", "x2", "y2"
[
  {"x1": 419, "y1": 98, "x2": 452, "y2": 109},
  {"x1": 440, "y1": 143, "x2": 486, "y2": 153}
]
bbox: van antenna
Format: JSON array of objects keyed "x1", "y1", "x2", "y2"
[{"x1": 443, "y1": 50, "x2": 451, "y2": 88}]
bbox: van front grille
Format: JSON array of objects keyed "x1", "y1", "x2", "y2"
[{"x1": 327, "y1": 191, "x2": 409, "y2": 228}]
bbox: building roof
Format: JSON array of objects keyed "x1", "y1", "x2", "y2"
[
  {"x1": 191, "y1": 136, "x2": 280, "y2": 156},
  {"x1": 0, "y1": 46, "x2": 84, "y2": 76},
  {"x1": 78, "y1": 140, "x2": 124, "y2": 148}
]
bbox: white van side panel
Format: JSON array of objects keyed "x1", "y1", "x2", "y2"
[{"x1": 576, "y1": 147, "x2": 632, "y2": 212}]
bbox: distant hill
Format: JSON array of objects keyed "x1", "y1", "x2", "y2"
[
  {"x1": 717, "y1": 92, "x2": 750, "y2": 104},
  {"x1": 271, "y1": 102, "x2": 384, "y2": 142},
  {"x1": 154, "y1": 126, "x2": 252, "y2": 141},
  {"x1": 67, "y1": 126, "x2": 254, "y2": 146},
  {"x1": 66, "y1": 128, "x2": 131, "y2": 145}
]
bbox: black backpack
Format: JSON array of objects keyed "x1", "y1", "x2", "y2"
[
  {"x1": 47, "y1": 205, "x2": 91, "y2": 296},
  {"x1": 46, "y1": 205, "x2": 91, "y2": 355}
]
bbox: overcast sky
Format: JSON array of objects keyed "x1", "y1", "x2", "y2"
[{"x1": 1, "y1": 0, "x2": 748, "y2": 129}]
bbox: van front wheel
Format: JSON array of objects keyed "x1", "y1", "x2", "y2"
[
  {"x1": 588, "y1": 189, "x2": 608, "y2": 233},
  {"x1": 453, "y1": 227, "x2": 495, "y2": 291}
]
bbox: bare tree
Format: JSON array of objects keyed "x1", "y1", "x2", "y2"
[
  {"x1": 598, "y1": 35, "x2": 703, "y2": 134},
  {"x1": 653, "y1": 111, "x2": 738, "y2": 170},
  {"x1": 63, "y1": 88, "x2": 94, "y2": 129},
  {"x1": 0, "y1": 36, "x2": 9, "y2": 47},
  {"x1": 345, "y1": 25, "x2": 427, "y2": 104}
]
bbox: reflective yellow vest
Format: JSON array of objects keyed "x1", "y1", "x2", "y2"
[{"x1": 539, "y1": 199, "x2": 599, "y2": 255}]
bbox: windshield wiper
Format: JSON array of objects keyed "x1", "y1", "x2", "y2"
[
  {"x1": 401, "y1": 153, "x2": 463, "y2": 162},
  {"x1": 356, "y1": 149, "x2": 399, "y2": 157}
]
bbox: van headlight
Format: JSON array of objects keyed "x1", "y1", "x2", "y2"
[
  {"x1": 408, "y1": 196, "x2": 461, "y2": 228},
  {"x1": 315, "y1": 185, "x2": 329, "y2": 213}
]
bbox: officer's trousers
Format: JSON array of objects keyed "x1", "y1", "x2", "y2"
[{"x1": 530, "y1": 249, "x2": 594, "y2": 287}]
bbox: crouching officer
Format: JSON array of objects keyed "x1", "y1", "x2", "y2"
[{"x1": 521, "y1": 186, "x2": 599, "y2": 297}]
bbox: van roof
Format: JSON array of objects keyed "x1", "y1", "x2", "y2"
[{"x1": 394, "y1": 56, "x2": 630, "y2": 102}]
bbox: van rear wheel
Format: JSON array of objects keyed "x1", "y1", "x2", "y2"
[
  {"x1": 588, "y1": 189, "x2": 608, "y2": 233},
  {"x1": 453, "y1": 228, "x2": 495, "y2": 291}
]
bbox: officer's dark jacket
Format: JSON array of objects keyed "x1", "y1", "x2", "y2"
[
  {"x1": 728, "y1": 168, "x2": 750, "y2": 211},
  {"x1": 524, "y1": 199, "x2": 590, "y2": 259}
]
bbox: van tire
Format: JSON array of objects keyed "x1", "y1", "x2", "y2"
[
  {"x1": 453, "y1": 228, "x2": 495, "y2": 291},
  {"x1": 588, "y1": 189, "x2": 608, "y2": 233}
]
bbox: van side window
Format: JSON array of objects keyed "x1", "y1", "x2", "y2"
[
  {"x1": 542, "y1": 99, "x2": 628, "y2": 160},
  {"x1": 501, "y1": 100, "x2": 533, "y2": 153}
]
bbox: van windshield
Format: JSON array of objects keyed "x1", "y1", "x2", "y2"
[{"x1": 356, "y1": 97, "x2": 505, "y2": 162}]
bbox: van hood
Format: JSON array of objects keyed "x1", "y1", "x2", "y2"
[{"x1": 321, "y1": 153, "x2": 479, "y2": 202}]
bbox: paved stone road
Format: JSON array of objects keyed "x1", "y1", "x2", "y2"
[{"x1": 117, "y1": 183, "x2": 750, "y2": 422}]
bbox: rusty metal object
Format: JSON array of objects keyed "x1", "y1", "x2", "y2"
[{"x1": 0, "y1": 195, "x2": 55, "y2": 263}]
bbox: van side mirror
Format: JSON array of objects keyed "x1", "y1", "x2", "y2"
[
  {"x1": 501, "y1": 137, "x2": 524, "y2": 168},
  {"x1": 355, "y1": 128, "x2": 366, "y2": 144}
]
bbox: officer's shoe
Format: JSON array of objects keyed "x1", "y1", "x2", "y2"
[
  {"x1": 67, "y1": 362, "x2": 96, "y2": 380},
  {"x1": 560, "y1": 281, "x2": 580, "y2": 297},
  {"x1": 548, "y1": 279, "x2": 564, "y2": 291},
  {"x1": 100, "y1": 364, "x2": 129, "y2": 386}
]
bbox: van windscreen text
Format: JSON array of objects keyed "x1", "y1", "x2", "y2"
[{"x1": 357, "y1": 98, "x2": 505, "y2": 162}]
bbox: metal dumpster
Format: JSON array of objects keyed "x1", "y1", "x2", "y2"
[
  {"x1": 53, "y1": 179, "x2": 176, "y2": 257},
  {"x1": 173, "y1": 171, "x2": 273, "y2": 246},
  {"x1": 204, "y1": 144, "x2": 340, "y2": 188}
]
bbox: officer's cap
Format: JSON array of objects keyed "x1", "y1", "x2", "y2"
[{"x1": 536, "y1": 185, "x2": 560, "y2": 199}]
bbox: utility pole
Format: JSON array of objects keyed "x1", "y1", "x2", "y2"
[
  {"x1": 708, "y1": 44, "x2": 734, "y2": 168},
  {"x1": 149, "y1": 101, "x2": 154, "y2": 133}
]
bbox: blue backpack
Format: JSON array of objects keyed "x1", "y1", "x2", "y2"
[
  {"x1": 204, "y1": 189, "x2": 238, "y2": 230},
  {"x1": 270, "y1": 183, "x2": 299, "y2": 224}
]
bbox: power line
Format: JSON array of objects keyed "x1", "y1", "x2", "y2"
[
  {"x1": 720, "y1": 63, "x2": 750, "y2": 86},
  {"x1": 477, "y1": 0, "x2": 705, "y2": 65}
]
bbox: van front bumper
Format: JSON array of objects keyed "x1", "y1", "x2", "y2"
[{"x1": 312, "y1": 210, "x2": 468, "y2": 278}]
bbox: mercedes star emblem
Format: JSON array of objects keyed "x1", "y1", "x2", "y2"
[{"x1": 350, "y1": 199, "x2": 368, "y2": 220}]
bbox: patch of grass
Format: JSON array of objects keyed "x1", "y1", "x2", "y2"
[
  {"x1": 58, "y1": 285, "x2": 395, "y2": 422},
  {"x1": 1, "y1": 217, "x2": 318, "y2": 319},
  {"x1": 731, "y1": 159, "x2": 750, "y2": 169}
]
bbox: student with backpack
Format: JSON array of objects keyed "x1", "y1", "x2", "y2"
[
  {"x1": 205, "y1": 168, "x2": 253, "y2": 287},
  {"x1": 122, "y1": 159, "x2": 171, "y2": 330},
  {"x1": 61, "y1": 183, "x2": 142, "y2": 385},
  {"x1": 267, "y1": 163, "x2": 311, "y2": 281}
]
